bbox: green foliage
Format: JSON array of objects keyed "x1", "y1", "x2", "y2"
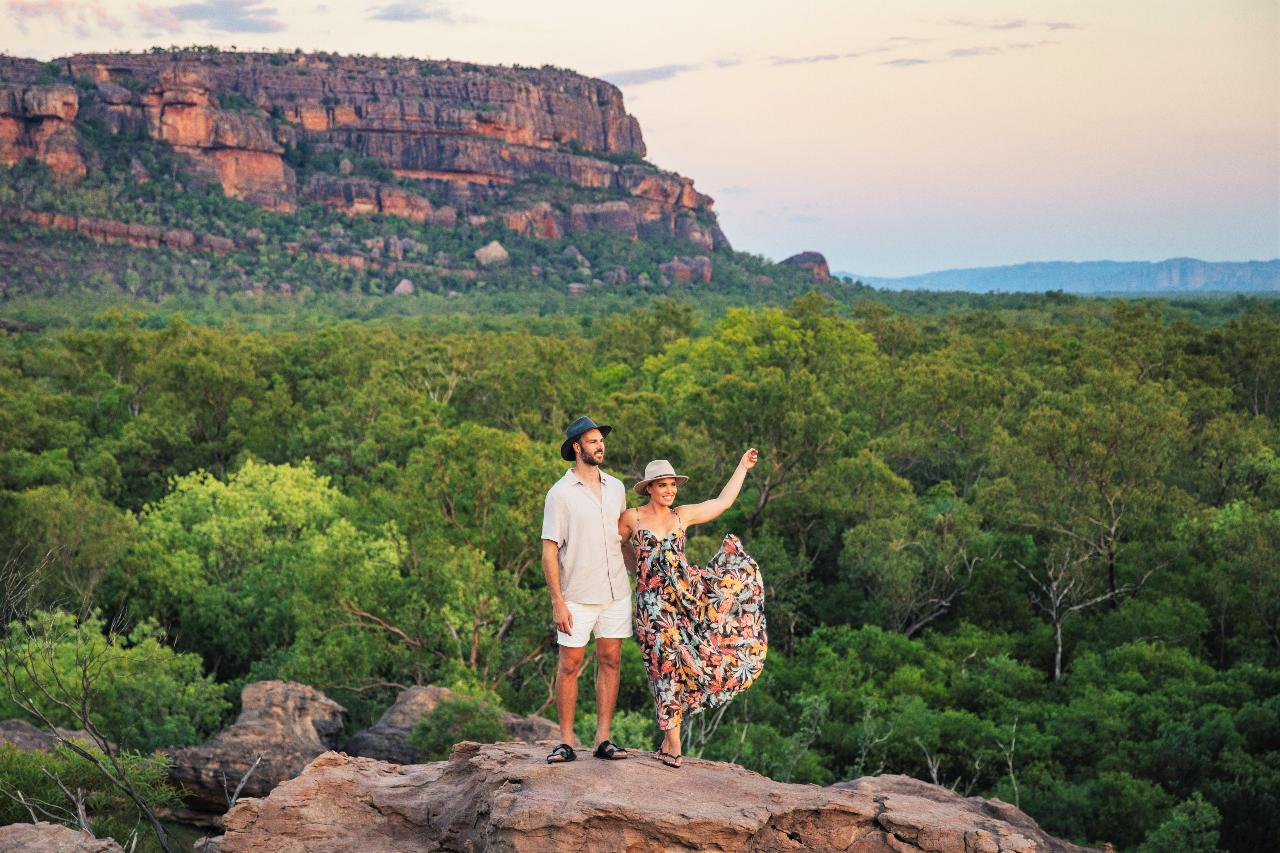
[
  {"x1": 407, "y1": 695, "x2": 507, "y2": 760},
  {"x1": 1135, "y1": 793, "x2": 1223, "y2": 853},
  {"x1": 0, "y1": 284, "x2": 1277, "y2": 850},
  {"x1": 0, "y1": 743, "x2": 180, "y2": 850},
  {"x1": 104, "y1": 459, "x2": 401, "y2": 685},
  {"x1": 0, "y1": 611, "x2": 228, "y2": 751}
]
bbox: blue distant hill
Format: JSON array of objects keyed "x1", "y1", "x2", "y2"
[{"x1": 844, "y1": 259, "x2": 1280, "y2": 294}]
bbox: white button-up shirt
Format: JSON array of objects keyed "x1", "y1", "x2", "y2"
[{"x1": 541, "y1": 468, "x2": 629, "y2": 604}]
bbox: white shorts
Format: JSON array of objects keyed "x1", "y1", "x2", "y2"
[{"x1": 557, "y1": 596, "x2": 633, "y2": 648}]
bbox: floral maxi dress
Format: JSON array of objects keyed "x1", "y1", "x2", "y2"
[{"x1": 633, "y1": 508, "x2": 767, "y2": 730}]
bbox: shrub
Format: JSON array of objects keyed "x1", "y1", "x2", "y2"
[
  {"x1": 0, "y1": 743, "x2": 180, "y2": 850},
  {"x1": 0, "y1": 611, "x2": 229, "y2": 752},
  {"x1": 407, "y1": 696, "x2": 507, "y2": 760}
]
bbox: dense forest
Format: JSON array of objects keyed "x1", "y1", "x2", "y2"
[{"x1": 0, "y1": 288, "x2": 1277, "y2": 851}]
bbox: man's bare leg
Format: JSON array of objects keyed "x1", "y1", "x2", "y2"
[
  {"x1": 556, "y1": 645, "x2": 586, "y2": 746},
  {"x1": 594, "y1": 638, "x2": 622, "y2": 748}
]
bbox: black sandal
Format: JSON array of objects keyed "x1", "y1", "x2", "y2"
[
  {"x1": 593, "y1": 739, "x2": 630, "y2": 760},
  {"x1": 655, "y1": 749, "x2": 683, "y2": 768},
  {"x1": 546, "y1": 743, "x2": 576, "y2": 764}
]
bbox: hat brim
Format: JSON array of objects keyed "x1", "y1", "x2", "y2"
[
  {"x1": 560, "y1": 424, "x2": 612, "y2": 461},
  {"x1": 634, "y1": 474, "x2": 689, "y2": 495}
]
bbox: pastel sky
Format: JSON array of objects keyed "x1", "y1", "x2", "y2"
[{"x1": 3, "y1": 0, "x2": 1277, "y2": 276}]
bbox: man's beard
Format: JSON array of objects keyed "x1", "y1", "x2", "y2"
[{"x1": 579, "y1": 448, "x2": 603, "y2": 467}]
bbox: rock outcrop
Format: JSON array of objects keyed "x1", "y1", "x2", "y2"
[
  {"x1": 474, "y1": 239, "x2": 510, "y2": 267},
  {"x1": 0, "y1": 719, "x2": 99, "y2": 751},
  {"x1": 218, "y1": 743, "x2": 1097, "y2": 852},
  {"x1": 302, "y1": 175, "x2": 456, "y2": 225},
  {"x1": 0, "y1": 83, "x2": 86, "y2": 179},
  {"x1": 164, "y1": 680, "x2": 344, "y2": 814},
  {"x1": 344, "y1": 686, "x2": 558, "y2": 765},
  {"x1": 781, "y1": 250, "x2": 831, "y2": 282},
  {"x1": 0, "y1": 822, "x2": 122, "y2": 852},
  {"x1": 660, "y1": 255, "x2": 714, "y2": 284}
]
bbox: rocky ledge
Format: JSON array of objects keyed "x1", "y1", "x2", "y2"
[
  {"x1": 218, "y1": 742, "x2": 1096, "y2": 852},
  {"x1": 0, "y1": 821, "x2": 122, "y2": 852}
]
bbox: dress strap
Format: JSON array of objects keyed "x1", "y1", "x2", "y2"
[{"x1": 671, "y1": 506, "x2": 684, "y2": 534}]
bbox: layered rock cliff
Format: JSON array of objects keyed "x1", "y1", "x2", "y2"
[{"x1": 0, "y1": 50, "x2": 725, "y2": 247}]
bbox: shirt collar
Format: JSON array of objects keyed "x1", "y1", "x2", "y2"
[{"x1": 566, "y1": 468, "x2": 612, "y2": 487}]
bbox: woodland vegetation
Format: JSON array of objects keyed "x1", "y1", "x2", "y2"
[{"x1": 0, "y1": 288, "x2": 1276, "y2": 851}]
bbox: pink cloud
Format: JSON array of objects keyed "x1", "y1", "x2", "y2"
[
  {"x1": 138, "y1": 2, "x2": 183, "y2": 32},
  {"x1": 5, "y1": 0, "x2": 124, "y2": 36}
]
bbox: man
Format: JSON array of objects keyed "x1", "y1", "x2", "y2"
[{"x1": 540, "y1": 416, "x2": 631, "y2": 763}]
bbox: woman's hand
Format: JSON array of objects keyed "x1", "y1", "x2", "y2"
[{"x1": 739, "y1": 448, "x2": 759, "y2": 470}]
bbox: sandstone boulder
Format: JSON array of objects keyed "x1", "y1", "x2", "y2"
[
  {"x1": 689, "y1": 255, "x2": 713, "y2": 284},
  {"x1": 219, "y1": 744, "x2": 1097, "y2": 852},
  {"x1": 781, "y1": 250, "x2": 831, "y2": 282},
  {"x1": 344, "y1": 686, "x2": 557, "y2": 765},
  {"x1": 0, "y1": 719, "x2": 100, "y2": 752},
  {"x1": 834, "y1": 775, "x2": 1077, "y2": 853},
  {"x1": 164, "y1": 681, "x2": 345, "y2": 814},
  {"x1": 562, "y1": 244, "x2": 589, "y2": 267},
  {"x1": 393, "y1": 278, "x2": 415, "y2": 295},
  {"x1": 474, "y1": 240, "x2": 510, "y2": 266},
  {"x1": 0, "y1": 822, "x2": 122, "y2": 852},
  {"x1": 659, "y1": 258, "x2": 693, "y2": 285}
]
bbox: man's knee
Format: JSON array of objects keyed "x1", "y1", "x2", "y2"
[
  {"x1": 558, "y1": 646, "x2": 586, "y2": 679},
  {"x1": 595, "y1": 641, "x2": 621, "y2": 671}
]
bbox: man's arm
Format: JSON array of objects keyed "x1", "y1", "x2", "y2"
[
  {"x1": 618, "y1": 507, "x2": 637, "y2": 577},
  {"x1": 542, "y1": 539, "x2": 572, "y2": 634}
]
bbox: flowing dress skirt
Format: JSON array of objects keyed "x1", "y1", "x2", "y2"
[{"x1": 634, "y1": 530, "x2": 767, "y2": 730}]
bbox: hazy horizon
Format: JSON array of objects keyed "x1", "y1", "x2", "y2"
[{"x1": 3, "y1": 0, "x2": 1276, "y2": 276}]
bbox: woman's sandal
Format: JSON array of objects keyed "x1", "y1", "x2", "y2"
[
  {"x1": 546, "y1": 743, "x2": 576, "y2": 764},
  {"x1": 655, "y1": 749, "x2": 683, "y2": 768},
  {"x1": 593, "y1": 739, "x2": 630, "y2": 760}
]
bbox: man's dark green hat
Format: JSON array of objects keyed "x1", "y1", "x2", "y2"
[{"x1": 561, "y1": 416, "x2": 612, "y2": 461}]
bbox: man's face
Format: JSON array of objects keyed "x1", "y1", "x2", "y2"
[{"x1": 575, "y1": 429, "x2": 606, "y2": 466}]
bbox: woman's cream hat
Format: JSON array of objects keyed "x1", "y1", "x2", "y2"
[{"x1": 634, "y1": 459, "x2": 690, "y2": 495}]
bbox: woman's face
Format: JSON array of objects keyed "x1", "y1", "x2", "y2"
[{"x1": 648, "y1": 477, "x2": 679, "y2": 507}]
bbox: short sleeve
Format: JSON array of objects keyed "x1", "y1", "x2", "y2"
[{"x1": 541, "y1": 489, "x2": 564, "y2": 545}]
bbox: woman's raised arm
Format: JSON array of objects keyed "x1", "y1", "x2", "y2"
[{"x1": 678, "y1": 448, "x2": 758, "y2": 527}]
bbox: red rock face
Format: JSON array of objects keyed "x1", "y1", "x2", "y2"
[
  {"x1": 139, "y1": 67, "x2": 296, "y2": 210},
  {"x1": 4, "y1": 51, "x2": 727, "y2": 248},
  {"x1": 59, "y1": 51, "x2": 723, "y2": 245},
  {"x1": 303, "y1": 175, "x2": 437, "y2": 223},
  {"x1": 0, "y1": 84, "x2": 86, "y2": 178}
]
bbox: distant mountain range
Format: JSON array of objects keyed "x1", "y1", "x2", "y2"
[{"x1": 842, "y1": 259, "x2": 1280, "y2": 294}]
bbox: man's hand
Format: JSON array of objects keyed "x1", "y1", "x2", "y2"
[{"x1": 552, "y1": 599, "x2": 573, "y2": 635}]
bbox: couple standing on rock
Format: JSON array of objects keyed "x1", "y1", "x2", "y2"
[{"x1": 541, "y1": 416, "x2": 768, "y2": 769}]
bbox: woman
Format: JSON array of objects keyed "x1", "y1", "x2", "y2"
[{"x1": 619, "y1": 449, "x2": 767, "y2": 768}]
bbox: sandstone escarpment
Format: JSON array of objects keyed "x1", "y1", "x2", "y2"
[
  {"x1": 218, "y1": 743, "x2": 1097, "y2": 852},
  {"x1": 11, "y1": 50, "x2": 723, "y2": 246}
]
